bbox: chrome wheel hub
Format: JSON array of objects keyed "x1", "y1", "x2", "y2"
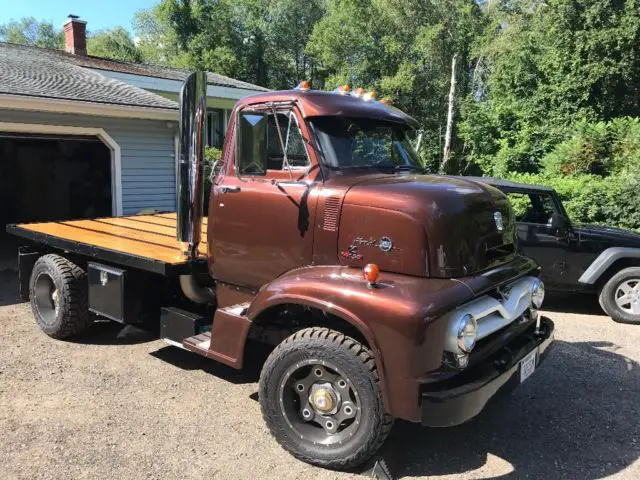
[
  {"x1": 279, "y1": 360, "x2": 361, "y2": 445},
  {"x1": 309, "y1": 382, "x2": 340, "y2": 415}
]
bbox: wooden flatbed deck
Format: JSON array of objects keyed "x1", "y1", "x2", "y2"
[{"x1": 7, "y1": 213, "x2": 207, "y2": 275}]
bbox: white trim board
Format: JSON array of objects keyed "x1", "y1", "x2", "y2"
[
  {"x1": 0, "y1": 122, "x2": 123, "y2": 216},
  {"x1": 0, "y1": 95, "x2": 178, "y2": 121}
]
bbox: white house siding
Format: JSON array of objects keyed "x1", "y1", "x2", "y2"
[{"x1": 0, "y1": 109, "x2": 177, "y2": 215}]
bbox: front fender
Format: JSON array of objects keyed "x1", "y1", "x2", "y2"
[
  {"x1": 247, "y1": 265, "x2": 474, "y2": 421},
  {"x1": 579, "y1": 247, "x2": 640, "y2": 284}
]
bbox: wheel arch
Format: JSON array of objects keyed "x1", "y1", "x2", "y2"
[
  {"x1": 579, "y1": 248, "x2": 640, "y2": 287},
  {"x1": 247, "y1": 296, "x2": 390, "y2": 410}
]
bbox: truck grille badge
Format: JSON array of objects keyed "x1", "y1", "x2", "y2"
[{"x1": 494, "y1": 212, "x2": 504, "y2": 232}]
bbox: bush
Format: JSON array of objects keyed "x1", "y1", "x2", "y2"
[
  {"x1": 505, "y1": 172, "x2": 640, "y2": 232},
  {"x1": 541, "y1": 117, "x2": 640, "y2": 176}
]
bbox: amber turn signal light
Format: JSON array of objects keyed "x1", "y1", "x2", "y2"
[
  {"x1": 296, "y1": 80, "x2": 311, "y2": 91},
  {"x1": 363, "y1": 263, "x2": 380, "y2": 287}
]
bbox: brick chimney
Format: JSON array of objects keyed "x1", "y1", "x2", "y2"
[{"x1": 63, "y1": 15, "x2": 87, "y2": 56}]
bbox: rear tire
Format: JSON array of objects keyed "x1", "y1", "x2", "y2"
[
  {"x1": 29, "y1": 254, "x2": 91, "y2": 338},
  {"x1": 259, "y1": 327, "x2": 393, "y2": 470},
  {"x1": 599, "y1": 267, "x2": 640, "y2": 324}
]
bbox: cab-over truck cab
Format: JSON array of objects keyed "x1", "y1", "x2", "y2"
[{"x1": 8, "y1": 74, "x2": 554, "y2": 470}]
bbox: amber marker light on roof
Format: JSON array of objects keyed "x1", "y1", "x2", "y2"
[
  {"x1": 363, "y1": 263, "x2": 380, "y2": 288},
  {"x1": 379, "y1": 98, "x2": 390, "y2": 105},
  {"x1": 363, "y1": 90, "x2": 377, "y2": 101},
  {"x1": 336, "y1": 84, "x2": 351, "y2": 95},
  {"x1": 296, "y1": 80, "x2": 311, "y2": 91},
  {"x1": 352, "y1": 87, "x2": 365, "y2": 98}
]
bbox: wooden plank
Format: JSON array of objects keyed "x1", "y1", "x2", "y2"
[
  {"x1": 156, "y1": 212, "x2": 208, "y2": 227},
  {"x1": 96, "y1": 217, "x2": 208, "y2": 245},
  {"x1": 20, "y1": 222, "x2": 188, "y2": 264},
  {"x1": 16, "y1": 213, "x2": 208, "y2": 266},
  {"x1": 61, "y1": 219, "x2": 184, "y2": 250}
]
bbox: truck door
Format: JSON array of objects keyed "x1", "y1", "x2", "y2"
[{"x1": 209, "y1": 107, "x2": 319, "y2": 289}]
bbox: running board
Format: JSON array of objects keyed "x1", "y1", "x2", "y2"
[{"x1": 182, "y1": 302, "x2": 252, "y2": 369}]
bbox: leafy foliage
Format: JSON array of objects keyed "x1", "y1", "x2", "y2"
[
  {"x1": 87, "y1": 27, "x2": 143, "y2": 63},
  {"x1": 0, "y1": 17, "x2": 63, "y2": 49}
]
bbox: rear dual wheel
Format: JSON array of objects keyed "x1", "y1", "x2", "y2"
[
  {"x1": 29, "y1": 254, "x2": 91, "y2": 338},
  {"x1": 259, "y1": 327, "x2": 393, "y2": 470}
]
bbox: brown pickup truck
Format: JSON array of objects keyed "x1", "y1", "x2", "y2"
[{"x1": 7, "y1": 73, "x2": 554, "y2": 470}]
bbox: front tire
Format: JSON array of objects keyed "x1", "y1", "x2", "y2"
[
  {"x1": 29, "y1": 254, "x2": 91, "y2": 338},
  {"x1": 259, "y1": 327, "x2": 393, "y2": 470},
  {"x1": 600, "y1": 267, "x2": 640, "y2": 324}
]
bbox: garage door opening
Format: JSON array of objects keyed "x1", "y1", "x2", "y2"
[{"x1": 0, "y1": 133, "x2": 112, "y2": 269}]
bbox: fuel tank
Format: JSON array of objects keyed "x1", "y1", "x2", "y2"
[{"x1": 337, "y1": 175, "x2": 516, "y2": 278}]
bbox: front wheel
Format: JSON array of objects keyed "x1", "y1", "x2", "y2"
[
  {"x1": 600, "y1": 267, "x2": 640, "y2": 324},
  {"x1": 259, "y1": 327, "x2": 393, "y2": 470}
]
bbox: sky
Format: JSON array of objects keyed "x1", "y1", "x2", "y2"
[{"x1": 0, "y1": 0, "x2": 157, "y2": 33}]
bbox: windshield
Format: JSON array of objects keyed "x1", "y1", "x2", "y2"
[{"x1": 310, "y1": 117, "x2": 422, "y2": 170}]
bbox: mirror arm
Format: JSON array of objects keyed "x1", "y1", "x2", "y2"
[{"x1": 270, "y1": 105, "x2": 294, "y2": 181}]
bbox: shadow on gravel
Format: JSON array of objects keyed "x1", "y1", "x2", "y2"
[
  {"x1": 0, "y1": 268, "x2": 20, "y2": 306},
  {"x1": 543, "y1": 292, "x2": 604, "y2": 316},
  {"x1": 371, "y1": 339, "x2": 639, "y2": 480},
  {"x1": 71, "y1": 321, "x2": 159, "y2": 345},
  {"x1": 150, "y1": 340, "x2": 272, "y2": 385}
]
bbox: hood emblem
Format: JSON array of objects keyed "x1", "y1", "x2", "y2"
[
  {"x1": 494, "y1": 212, "x2": 504, "y2": 232},
  {"x1": 379, "y1": 236, "x2": 394, "y2": 252}
]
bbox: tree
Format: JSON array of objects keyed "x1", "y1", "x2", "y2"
[
  {"x1": 133, "y1": 0, "x2": 324, "y2": 89},
  {"x1": 307, "y1": 0, "x2": 485, "y2": 170},
  {"x1": 0, "y1": 17, "x2": 63, "y2": 49},
  {"x1": 87, "y1": 27, "x2": 143, "y2": 63},
  {"x1": 459, "y1": 0, "x2": 640, "y2": 175}
]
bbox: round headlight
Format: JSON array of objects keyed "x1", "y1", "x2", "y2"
[
  {"x1": 457, "y1": 314, "x2": 477, "y2": 353},
  {"x1": 531, "y1": 279, "x2": 545, "y2": 309}
]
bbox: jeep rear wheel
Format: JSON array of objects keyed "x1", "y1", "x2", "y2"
[
  {"x1": 600, "y1": 267, "x2": 640, "y2": 324},
  {"x1": 259, "y1": 327, "x2": 393, "y2": 470},
  {"x1": 30, "y1": 254, "x2": 91, "y2": 338}
]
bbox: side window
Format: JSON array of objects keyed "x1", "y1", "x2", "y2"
[
  {"x1": 266, "y1": 112, "x2": 310, "y2": 170},
  {"x1": 508, "y1": 192, "x2": 556, "y2": 224},
  {"x1": 507, "y1": 193, "x2": 532, "y2": 222}
]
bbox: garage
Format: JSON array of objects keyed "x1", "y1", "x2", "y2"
[{"x1": 0, "y1": 133, "x2": 112, "y2": 268}]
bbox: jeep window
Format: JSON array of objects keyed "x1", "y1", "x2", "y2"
[
  {"x1": 267, "y1": 111, "x2": 311, "y2": 170},
  {"x1": 508, "y1": 192, "x2": 557, "y2": 224},
  {"x1": 310, "y1": 117, "x2": 422, "y2": 171}
]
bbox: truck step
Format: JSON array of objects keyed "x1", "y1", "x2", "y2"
[
  {"x1": 220, "y1": 302, "x2": 250, "y2": 317},
  {"x1": 183, "y1": 332, "x2": 211, "y2": 355}
]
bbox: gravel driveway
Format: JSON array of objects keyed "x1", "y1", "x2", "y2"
[{"x1": 1, "y1": 269, "x2": 638, "y2": 480}]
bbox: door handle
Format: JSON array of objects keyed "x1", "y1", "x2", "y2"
[{"x1": 220, "y1": 185, "x2": 241, "y2": 193}]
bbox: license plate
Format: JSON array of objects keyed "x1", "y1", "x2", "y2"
[{"x1": 519, "y1": 349, "x2": 538, "y2": 383}]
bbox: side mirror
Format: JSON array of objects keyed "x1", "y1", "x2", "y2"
[
  {"x1": 237, "y1": 111, "x2": 268, "y2": 176},
  {"x1": 550, "y1": 213, "x2": 570, "y2": 233}
]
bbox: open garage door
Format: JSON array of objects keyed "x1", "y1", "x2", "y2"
[{"x1": 0, "y1": 133, "x2": 112, "y2": 268}]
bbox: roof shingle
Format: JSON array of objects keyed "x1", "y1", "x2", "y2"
[{"x1": 0, "y1": 42, "x2": 269, "y2": 110}]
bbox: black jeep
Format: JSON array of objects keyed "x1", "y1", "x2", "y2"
[{"x1": 468, "y1": 177, "x2": 640, "y2": 324}]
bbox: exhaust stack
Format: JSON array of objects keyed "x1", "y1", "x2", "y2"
[{"x1": 177, "y1": 71, "x2": 207, "y2": 258}]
